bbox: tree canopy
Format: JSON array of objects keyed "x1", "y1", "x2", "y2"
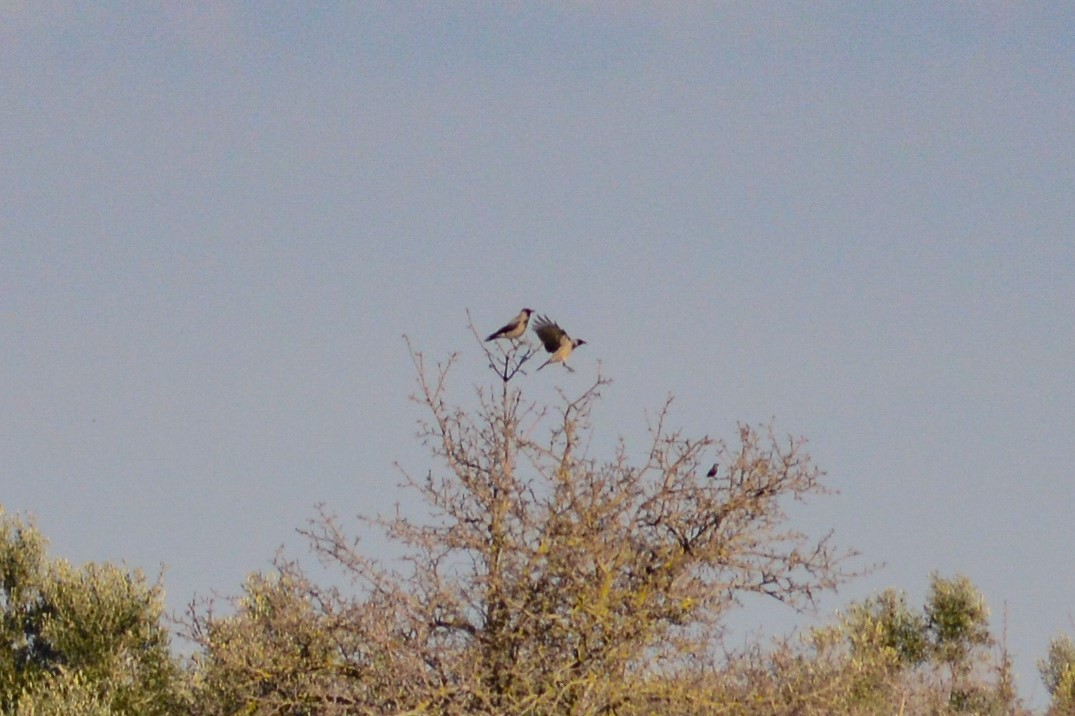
[
  {"x1": 0, "y1": 508, "x2": 181, "y2": 715},
  {"x1": 184, "y1": 335, "x2": 862, "y2": 714},
  {"x1": 3, "y1": 333, "x2": 1062, "y2": 714}
]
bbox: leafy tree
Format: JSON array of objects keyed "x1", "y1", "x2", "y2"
[
  {"x1": 845, "y1": 588, "x2": 929, "y2": 668},
  {"x1": 0, "y1": 507, "x2": 183, "y2": 715},
  {"x1": 923, "y1": 572, "x2": 997, "y2": 711},
  {"x1": 925, "y1": 573, "x2": 992, "y2": 672},
  {"x1": 186, "y1": 335, "x2": 860, "y2": 714},
  {"x1": 183, "y1": 567, "x2": 354, "y2": 715},
  {"x1": 817, "y1": 575, "x2": 1021, "y2": 715},
  {"x1": 13, "y1": 670, "x2": 113, "y2": 716},
  {"x1": 1039, "y1": 634, "x2": 1075, "y2": 715}
]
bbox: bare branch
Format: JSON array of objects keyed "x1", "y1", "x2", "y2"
[{"x1": 184, "y1": 333, "x2": 861, "y2": 714}]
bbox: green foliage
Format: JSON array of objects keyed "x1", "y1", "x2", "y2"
[
  {"x1": 14, "y1": 670, "x2": 113, "y2": 716},
  {"x1": 1039, "y1": 634, "x2": 1075, "y2": 715},
  {"x1": 690, "y1": 576, "x2": 1022, "y2": 715},
  {"x1": 0, "y1": 510, "x2": 49, "y2": 703},
  {"x1": 829, "y1": 575, "x2": 1019, "y2": 715},
  {"x1": 845, "y1": 588, "x2": 929, "y2": 668},
  {"x1": 925, "y1": 572, "x2": 993, "y2": 672},
  {"x1": 0, "y1": 507, "x2": 184, "y2": 715},
  {"x1": 185, "y1": 568, "x2": 359, "y2": 715}
]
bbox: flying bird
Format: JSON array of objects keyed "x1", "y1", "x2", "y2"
[
  {"x1": 485, "y1": 308, "x2": 533, "y2": 342},
  {"x1": 532, "y1": 314, "x2": 586, "y2": 371}
]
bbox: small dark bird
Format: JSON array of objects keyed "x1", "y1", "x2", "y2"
[
  {"x1": 485, "y1": 308, "x2": 533, "y2": 342},
  {"x1": 532, "y1": 314, "x2": 586, "y2": 371},
  {"x1": 706, "y1": 463, "x2": 719, "y2": 478}
]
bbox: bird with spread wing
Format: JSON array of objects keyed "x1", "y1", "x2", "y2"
[{"x1": 532, "y1": 314, "x2": 586, "y2": 371}]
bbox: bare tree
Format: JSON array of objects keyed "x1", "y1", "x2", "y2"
[{"x1": 186, "y1": 328, "x2": 858, "y2": 715}]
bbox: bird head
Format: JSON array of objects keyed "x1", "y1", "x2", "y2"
[{"x1": 522, "y1": 308, "x2": 534, "y2": 316}]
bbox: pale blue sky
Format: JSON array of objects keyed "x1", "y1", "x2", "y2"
[{"x1": 3, "y1": 3, "x2": 1073, "y2": 707}]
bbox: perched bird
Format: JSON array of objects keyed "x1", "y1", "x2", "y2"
[
  {"x1": 706, "y1": 463, "x2": 719, "y2": 478},
  {"x1": 532, "y1": 314, "x2": 587, "y2": 371},
  {"x1": 485, "y1": 308, "x2": 533, "y2": 342}
]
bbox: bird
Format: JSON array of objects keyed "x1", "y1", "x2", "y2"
[
  {"x1": 706, "y1": 463, "x2": 719, "y2": 478},
  {"x1": 485, "y1": 308, "x2": 533, "y2": 342},
  {"x1": 532, "y1": 314, "x2": 586, "y2": 371}
]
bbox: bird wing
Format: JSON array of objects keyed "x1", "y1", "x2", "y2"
[
  {"x1": 533, "y1": 314, "x2": 569, "y2": 353},
  {"x1": 486, "y1": 310, "x2": 524, "y2": 341}
]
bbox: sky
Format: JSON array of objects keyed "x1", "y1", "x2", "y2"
[{"x1": 2, "y1": 2, "x2": 1073, "y2": 707}]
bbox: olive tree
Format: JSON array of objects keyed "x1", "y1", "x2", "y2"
[
  {"x1": 761, "y1": 576, "x2": 1019, "y2": 713},
  {"x1": 1039, "y1": 634, "x2": 1075, "y2": 715},
  {"x1": 0, "y1": 507, "x2": 183, "y2": 715},
  {"x1": 186, "y1": 333, "x2": 858, "y2": 714}
]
